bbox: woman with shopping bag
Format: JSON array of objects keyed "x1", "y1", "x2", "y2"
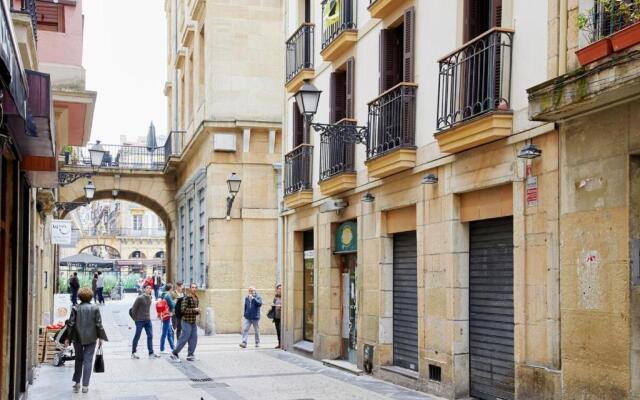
[{"x1": 66, "y1": 287, "x2": 108, "y2": 393}]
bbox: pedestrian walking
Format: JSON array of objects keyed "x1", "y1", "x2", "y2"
[
  {"x1": 91, "y1": 273, "x2": 98, "y2": 303},
  {"x1": 153, "y1": 270, "x2": 163, "y2": 300},
  {"x1": 170, "y1": 282, "x2": 199, "y2": 362},
  {"x1": 272, "y1": 284, "x2": 282, "y2": 349},
  {"x1": 69, "y1": 272, "x2": 80, "y2": 306},
  {"x1": 171, "y1": 281, "x2": 185, "y2": 339},
  {"x1": 239, "y1": 286, "x2": 262, "y2": 348},
  {"x1": 157, "y1": 283, "x2": 175, "y2": 353},
  {"x1": 65, "y1": 287, "x2": 108, "y2": 394},
  {"x1": 130, "y1": 284, "x2": 160, "y2": 359},
  {"x1": 96, "y1": 271, "x2": 105, "y2": 304}
]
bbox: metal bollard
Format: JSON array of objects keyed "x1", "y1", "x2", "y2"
[{"x1": 205, "y1": 307, "x2": 215, "y2": 336}]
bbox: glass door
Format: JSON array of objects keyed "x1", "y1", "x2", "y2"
[
  {"x1": 303, "y1": 257, "x2": 314, "y2": 342},
  {"x1": 341, "y1": 253, "x2": 357, "y2": 363}
]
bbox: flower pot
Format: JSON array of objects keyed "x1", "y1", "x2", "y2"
[
  {"x1": 575, "y1": 38, "x2": 613, "y2": 66},
  {"x1": 610, "y1": 22, "x2": 640, "y2": 52}
]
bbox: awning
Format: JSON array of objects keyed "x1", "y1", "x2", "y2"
[
  {"x1": 60, "y1": 253, "x2": 115, "y2": 271},
  {"x1": 0, "y1": 1, "x2": 28, "y2": 120}
]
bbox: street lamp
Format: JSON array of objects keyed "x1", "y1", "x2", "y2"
[
  {"x1": 295, "y1": 80, "x2": 369, "y2": 144},
  {"x1": 89, "y1": 141, "x2": 106, "y2": 167},
  {"x1": 84, "y1": 180, "x2": 96, "y2": 201},
  {"x1": 517, "y1": 142, "x2": 542, "y2": 159},
  {"x1": 421, "y1": 173, "x2": 439, "y2": 185},
  {"x1": 226, "y1": 172, "x2": 242, "y2": 221}
]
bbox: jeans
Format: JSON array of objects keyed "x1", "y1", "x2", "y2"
[
  {"x1": 70, "y1": 290, "x2": 78, "y2": 306},
  {"x1": 72, "y1": 342, "x2": 96, "y2": 387},
  {"x1": 153, "y1": 286, "x2": 160, "y2": 300},
  {"x1": 173, "y1": 320, "x2": 197, "y2": 357},
  {"x1": 96, "y1": 287, "x2": 104, "y2": 304},
  {"x1": 274, "y1": 318, "x2": 281, "y2": 345},
  {"x1": 160, "y1": 319, "x2": 175, "y2": 351},
  {"x1": 132, "y1": 320, "x2": 154, "y2": 354},
  {"x1": 241, "y1": 318, "x2": 260, "y2": 345}
]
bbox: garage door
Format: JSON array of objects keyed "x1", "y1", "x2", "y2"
[
  {"x1": 469, "y1": 217, "x2": 514, "y2": 400},
  {"x1": 393, "y1": 231, "x2": 418, "y2": 371}
]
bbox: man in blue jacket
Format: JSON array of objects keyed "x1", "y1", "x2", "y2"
[{"x1": 239, "y1": 286, "x2": 262, "y2": 348}]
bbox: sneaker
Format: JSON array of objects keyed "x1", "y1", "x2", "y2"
[
  {"x1": 255, "y1": 343, "x2": 260, "y2": 348},
  {"x1": 186, "y1": 355, "x2": 197, "y2": 361},
  {"x1": 81, "y1": 387, "x2": 89, "y2": 393},
  {"x1": 239, "y1": 343, "x2": 247, "y2": 348},
  {"x1": 170, "y1": 353, "x2": 181, "y2": 363},
  {"x1": 149, "y1": 353, "x2": 161, "y2": 359},
  {"x1": 131, "y1": 353, "x2": 140, "y2": 359},
  {"x1": 275, "y1": 345, "x2": 281, "y2": 349},
  {"x1": 160, "y1": 350, "x2": 169, "y2": 354},
  {"x1": 72, "y1": 383, "x2": 80, "y2": 393}
]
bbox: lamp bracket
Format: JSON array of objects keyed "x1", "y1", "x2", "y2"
[
  {"x1": 54, "y1": 201, "x2": 87, "y2": 215},
  {"x1": 307, "y1": 117, "x2": 369, "y2": 145},
  {"x1": 59, "y1": 172, "x2": 92, "y2": 187}
]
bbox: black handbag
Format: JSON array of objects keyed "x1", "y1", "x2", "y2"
[
  {"x1": 267, "y1": 306, "x2": 275, "y2": 320},
  {"x1": 93, "y1": 346, "x2": 104, "y2": 373}
]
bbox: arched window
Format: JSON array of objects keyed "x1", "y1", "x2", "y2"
[{"x1": 154, "y1": 251, "x2": 165, "y2": 259}]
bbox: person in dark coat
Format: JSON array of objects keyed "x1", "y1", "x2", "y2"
[
  {"x1": 239, "y1": 286, "x2": 262, "y2": 348},
  {"x1": 91, "y1": 273, "x2": 98, "y2": 303},
  {"x1": 66, "y1": 287, "x2": 108, "y2": 393},
  {"x1": 69, "y1": 272, "x2": 80, "y2": 305},
  {"x1": 272, "y1": 284, "x2": 282, "y2": 349}
]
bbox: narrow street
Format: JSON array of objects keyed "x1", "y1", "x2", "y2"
[{"x1": 28, "y1": 296, "x2": 443, "y2": 400}]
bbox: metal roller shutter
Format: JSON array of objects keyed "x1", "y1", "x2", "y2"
[
  {"x1": 469, "y1": 217, "x2": 514, "y2": 400},
  {"x1": 393, "y1": 231, "x2": 418, "y2": 371}
]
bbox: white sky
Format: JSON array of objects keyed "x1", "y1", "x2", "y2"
[{"x1": 83, "y1": 0, "x2": 167, "y2": 145}]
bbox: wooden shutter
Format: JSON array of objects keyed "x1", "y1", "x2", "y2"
[
  {"x1": 379, "y1": 29, "x2": 399, "y2": 93},
  {"x1": 464, "y1": 0, "x2": 490, "y2": 41},
  {"x1": 492, "y1": 0, "x2": 503, "y2": 103},
  {"x1": 293, "y1": 103, "x2": 304, "y2": 147},
  {"x1": 36, "y1": 2, "x2": 64, "y2": 32},
  {"x1": 329, "y1": 72, "x2": 347, "y2": 123},
  {"x1": 330, "y1": 72, "x2": 338, "y2": 124},
  {"x1": 403, "y1": 7, "x2": 415, "y2": 83},
  {"x1": 491, "y1": 0, "x2": 503, "y2": 28},
  {"x1": 345, "y1": 57, "x2": 355, "y2": 119}
]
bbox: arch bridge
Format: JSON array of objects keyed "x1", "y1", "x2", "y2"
[{"x1": 58, "y1": 142, "x2": 178, "y2": 275}]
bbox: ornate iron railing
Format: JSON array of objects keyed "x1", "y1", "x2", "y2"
[
  {"x1": 319, "y1": 119, "x2": 356, "y2": 181},
  {"x1": 164, "y1": 130, "x2": 185, "y2": 162},
  {"x1": 286, "y1": 23, "x2": 315, "y2": 83},
  {"x1": 436, "y1": 28, "x2": 514, "y2": 131},
  {"x1": 285, "y1": 144, "x2": 313, "y2": 195},
  {"x1": 321, "y1": 0, "x2": 356, "y2": 50},
  {"x1": 367, "y1": 83, "x2": 417, "y2": 160},
  {"x1": 63, "y1": 144, "x2": 166, "y2": 171}
]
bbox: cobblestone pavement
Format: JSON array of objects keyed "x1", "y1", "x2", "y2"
[{"x1": 28, "y1": 295, "x2": 444, "y2": 400}]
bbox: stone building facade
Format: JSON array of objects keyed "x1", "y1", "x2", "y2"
[
  {"x1": 280, "y1": 0, "x2": 566, "y2": 399},
  {"x1": 164, "y1": 0, "x2": 283, "y2": 334}
]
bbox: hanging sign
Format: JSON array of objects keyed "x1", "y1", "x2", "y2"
[
  {"x1": 335, "y1": 221, "x2": 357, "y2": 253},
  {"x1": 323, "y1": 0, "x2": 341, "y2": 27},
  {"x1": 51, "y1": 220, "x2": 72, "y2": 245},
  {"x1": 526, "y1": 175, "x2": 538, "y2": 207}
]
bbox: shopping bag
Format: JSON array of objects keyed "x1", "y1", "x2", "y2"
[{"x1": 93, "y1": 346, "x2": 105, "y2": 373}]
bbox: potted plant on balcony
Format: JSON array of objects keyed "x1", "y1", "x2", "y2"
[
  {"x1": 576, "y1": 6, "x2": 613, "y2": 66},
  {"x1": 609, "y1": 0, "x2": 640, "y2": 51},
  {"x1": 63, "y1": 145, "x2": 72, "y2": 164}
]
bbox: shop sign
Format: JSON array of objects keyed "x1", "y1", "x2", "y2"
[
  {"x1": 304, "y1": 250, "x2": 315, "y2": 260},
  {"x1": 51, "y1": 220, "x2": 72, "y2": 245},
  {"x1": 53, "y1": 293, "x2": 71, "y2": 324},
  {"x1": 335, "y1": 221, "x2": 357, "y2": 253}
]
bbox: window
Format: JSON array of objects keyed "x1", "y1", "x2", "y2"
[
  {"x1": 188, "y1": 54, "x2": 194, "y2": 123},
  {"x1": 158, "y1": 218, "x2": 165, "y2": 231},
  {"x1": 180, "y1": 75, "x2": 185, "y2": 129},
  {"x1": 464, "y1": 0, "x2": 501, "y2": 42},
  {"x1": 292, "y1": 102, "x2": 305, "y2": 147},
  {"x1": 133, "y1": 215, "x2": 143, "y2": 231},
  {"x1": 198, "y1": 188, "x2": 206, "y2": 287},
  {"x1": 36, "y1": 1, "x2": 65, "y2": 33},
  {"x1": 329, "y1": 57, "x2": 355, "y2": 123}
]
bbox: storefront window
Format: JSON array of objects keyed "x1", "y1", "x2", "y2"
[{"x1": 303, "y1": 230, "x2": 314, "y2": 342}]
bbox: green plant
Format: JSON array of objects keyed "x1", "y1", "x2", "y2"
[{"x1": 578, "y1": 0, "x2": 640, "y2": 43}]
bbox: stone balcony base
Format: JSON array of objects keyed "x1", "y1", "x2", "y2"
[
  {"x1": 319, "y1": 173, "x2": 356, "y2": 196},
  {"x1": 321, "y1": 30, "x2": 358, "y2": 62},
  {"x1": 284, "y1": 190, "x2": 313, "y2": 209},
  {"x1": 366, "y1": 148, "x2": 416, "y2": 179},
  {"x1": 435, "y1": 111, "x2": 513, "y2": 154},
  {"x1": 286, "y1": 69, "x2": 315, "y2": 93},
  {"x1": 368, "y1": 0, "x2": 409, "y2": 19}
]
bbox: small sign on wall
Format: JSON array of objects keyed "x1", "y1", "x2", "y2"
[
  {"x1": 303, "y1": 250, "x2": 315, "y2": 260},
  {"x1": 526, "y1": 175, "x2": 538, "y2": 207},
  {"x1": 51, "y1": 220, "x2": 72, "y2": 245}
]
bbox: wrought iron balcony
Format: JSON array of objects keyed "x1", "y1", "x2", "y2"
[
  {"x1": 437, "y1": 28, "x2": 514, "y2": 131},
  {"x1": 62, "y1": 143, "x2": 166, "y2": 171},
  {"x1": 284, "y1": 144, "x2": 313, "y2": 196},
  {"x1": 367, "y1": 83, "x2": 417, "y2": 160},
  {"x1": 319, "y1": 119, "x2": 356, "y2": 181},
  {"x1": 321, "y1": 0, "x2": 356, "y2": 50},
  {"x1": 286, "y1": 23, "x2": 315, "y2": 84},
  {"x1": 586, "y1": 0, "x2": 638, "y2": 43}
]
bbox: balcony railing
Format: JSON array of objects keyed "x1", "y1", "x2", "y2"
[
  {"x1": 585, "y1": 0, "x2": 639, "y2": 43},
  {"x1": 437, "y1": 28, "x2": 514, "y2": 131},
  {"x1": 285, "y1": 144, "x2": 313, "y2": 196},
  {"x1": 80, "y1": 228, "x2": 166, "y2": 238},
  {"x1": 321, "y1": 0, "x2": 356, "y2": 50},
  {"x1": 367, "y1": 83, "x2": 417, "y2": 160},
  {"x1": 319, "y1": 119, "x2": 356, "y2": 181},
  {"x1": 63, "y1": 144, "x2": 166, "y2": 171},
  {"x1": 286, "y1": 23, "x2": 315, "y2": 83},
  {"x1": 164, "y1": 130, "x2": 185, "y2": 162}
]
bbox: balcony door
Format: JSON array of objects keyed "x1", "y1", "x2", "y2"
[{"x1": 463, "y1": 0, "x2": 503, "y2": 118}]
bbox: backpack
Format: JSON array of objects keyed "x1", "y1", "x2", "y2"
[
  {"x1": 156, "y1": 298, "x2": 169, "y2": 320},
  {"x1": 174, "y1": 296, "x2": 184, "y2": 319}
]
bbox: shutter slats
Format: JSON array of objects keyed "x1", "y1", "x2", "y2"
[
  {"x1": 403, "y1": 7, "x2": 415, "y2": 83},
  {"x1": 345, "y1": 57, "x2": 355, "y2": 119},
  {"x1": 36, "y1": 2, "x2": 64, "y2": 32},
  {"x1": 293, "y1": 103, "x2": 304, "y2": 147},
  {"x1": 329, "y1": 72, "x2": 337, "y2": 124}
]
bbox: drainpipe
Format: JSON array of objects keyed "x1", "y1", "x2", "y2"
[
  {"x1": 273, "y1": 163, "x2": 283, "y2": 283},
  {"x1": 559, "y1": 0, "x2": 568, "y2": 75}
]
